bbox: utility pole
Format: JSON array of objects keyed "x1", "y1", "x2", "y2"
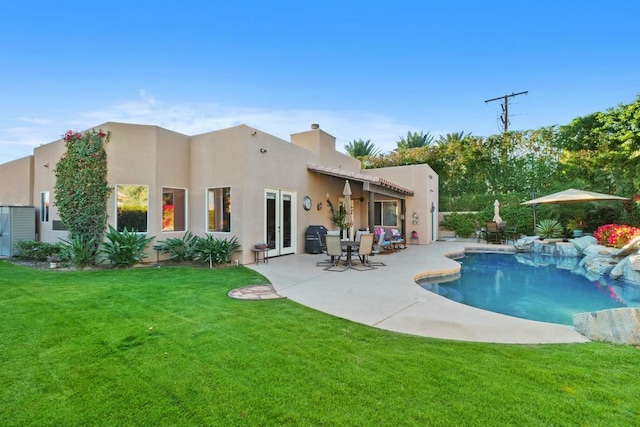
[{"x1": 484, "y1": 91, "x2": 528, "y2": 132}]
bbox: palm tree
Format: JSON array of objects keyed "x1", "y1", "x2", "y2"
[
  {"x1": 395, "y1": 131, "x2": 434, "y2": 151},
  {"x1": 344, "y1": 139, "x2": 380, "y2": 158},
  {"x1": 436, "y1": 131, "x2": 472, "y2": 145}
]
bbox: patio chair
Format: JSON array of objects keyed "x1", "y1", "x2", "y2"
[
  {"x1": 485, "y1": 221, "x2": 504, "y2": 244},
  {"x1": 323, "y1": 234, "x2": 348, "y2": 271},
  {"x1": 505, "y1": 223, "x2": 519, "y2": 244},
  {"x1": 315, "y1": 231, "x2": 333, "y2": 267},
  {"x1": 354, "y1": 233, "x2": 376, "y2": 270},
  {"x1": 475, "y1": 221, "x2": 486, "y2": 243},
  {"x1": 369, "y1": 231, "x2": 388, "y2": 266}
]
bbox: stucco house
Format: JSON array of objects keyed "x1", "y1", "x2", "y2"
[{"x1": 0, "y1": 122, "x2": 439, "y2": 264}]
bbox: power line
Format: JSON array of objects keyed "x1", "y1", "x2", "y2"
[{"x1": 484, "y1": 91, "x2": 528, "y2": 132}]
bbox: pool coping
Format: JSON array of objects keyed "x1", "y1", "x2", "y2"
[{"x1": 247, "y1": 241, "x2": 591, "y2": 344}]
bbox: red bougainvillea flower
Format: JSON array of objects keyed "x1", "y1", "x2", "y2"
[
  {"x1": 594, "y1": 223, "x2": 640, "y2": 249},
  {"x1": 98, "y1": 130, "x2": 106, "y2": 138}
]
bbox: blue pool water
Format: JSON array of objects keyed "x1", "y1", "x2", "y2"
[{"x1": 418, "y1": 253, "x2": 640, "y2": 325}]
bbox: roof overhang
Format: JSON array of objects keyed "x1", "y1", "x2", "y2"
[{"x1": 307, "y1": 164, "x2": 414, "y2": 199}]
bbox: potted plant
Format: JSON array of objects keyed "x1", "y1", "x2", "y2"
[
  {"x1": 329, "y1": 204, "x2": 348, "y2": 238},
  {"x1": 566, "y1": 217, "x2": 586, "y2": 238}
]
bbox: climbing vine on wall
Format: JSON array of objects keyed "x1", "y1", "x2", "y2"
[{"x1": 54, "y1": 129, "x2": 112, "y2": 255}]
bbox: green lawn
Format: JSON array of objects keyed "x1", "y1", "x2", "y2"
[{"x1": 1, "y1": 261, "x2": 638, "y2": 426}]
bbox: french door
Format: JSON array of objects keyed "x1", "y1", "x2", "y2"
[{"x1": 265, "y1": 189, "x2": 296, "y2": 257}]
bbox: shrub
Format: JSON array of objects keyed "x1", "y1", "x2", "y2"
[
  {"x1": 99, "y1": 225, "x2": 154, "y2": 267},
  {"x1": 594, "y1": 224, "x2": 640, "y2": 248},
  {"x1": 535, "y1": 219, "x2": 563, "y2": 239},
  {"x1": 193, "y1": 235, "x2": 241, "y2": 268},
  {"x1": 13, "y1": 240, "x2": 61, "y2": 261},
  {"x1": 59, "y1": 236, "x2": 98, "y2": 268},
  {"x1": 440, "y1": 212, "x2": 478, "y2": 238},
  {"x1": 154, "y1": 231, "x2": 199, "y2": 262}
]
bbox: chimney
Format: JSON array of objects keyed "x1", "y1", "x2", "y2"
[{"x1": 311, "y1": 123, "x2": 320, "y2": 130}]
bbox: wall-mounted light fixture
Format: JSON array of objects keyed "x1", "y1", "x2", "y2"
[
  {"x1": 316, "y1": 202, "x2": 323, "y2": 210},
  {"x1": 251, "y1": 130, "x2": 257, "y2": 136},
  {"x1": 259, "y1": 148, "x2": 267, "y2": 153},
  {"x1": 43, "y1": 161, "x2": 49, "y2": 168}
]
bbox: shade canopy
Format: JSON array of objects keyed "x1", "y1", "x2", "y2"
[{"x1": 521, "y1": 188, "x2": 630, "y2": 205}]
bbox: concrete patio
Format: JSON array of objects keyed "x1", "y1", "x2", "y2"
[{"x1": 247, "y1": 241, "x2": 590, "y2": 344}]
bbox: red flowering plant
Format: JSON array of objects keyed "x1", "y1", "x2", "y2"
[{"x1": 593, "y1": 223, "x2": 640, "y2": 249}]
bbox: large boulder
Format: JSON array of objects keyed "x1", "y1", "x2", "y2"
[
  {"x1": 616, "y1": 235, "x2": 640, "y2": 258},
  {"x1": 610, "y1": 256, "x2": 640, "y2": 285},
  {"x1": 579, "y1": 254, "x2": 618, "y2": 276},
  {"x1": 514, "y1": 236, "x2": 537, "y2": 252},
  {"x1": 583, "y1": 244, "x2": 619, "y2": 257},
  {"x1": 556, "y1": 242, "x2": 579, "y2": 257},
  {"x1": 573, "y1": 308, "x2": 640, "y2": 344},
  {"x1": 571, "y1": 235, "x2": 597, "y2": 255}
]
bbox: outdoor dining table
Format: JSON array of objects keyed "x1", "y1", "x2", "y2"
[{"x1": 340, "y1": 240, "x2": 360, "y2": 269}]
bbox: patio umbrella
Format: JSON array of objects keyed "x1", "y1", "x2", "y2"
[
  {"x1": 493, "y1": 199, "x2": 502, "y2": 224},
  {"x1": 521, "y1": 188, "x2": 629, "y2": 205},
  {"x1": 342, "y1": 180, "x2": 353, "y2": 239}
]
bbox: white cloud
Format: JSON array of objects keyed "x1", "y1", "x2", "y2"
[{"x1": 0, "y1": 91, "x2": 427, "y2": 164}]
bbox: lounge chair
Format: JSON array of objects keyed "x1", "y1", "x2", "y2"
[
  {"x1": 389, "y1": 228, "x2": 406, "y2": 250},
  {"x1": 375, "y1": 228, "x2": 393, "y2": 252}
]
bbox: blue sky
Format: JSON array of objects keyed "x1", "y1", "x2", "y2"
[{"x1": 1, "y1": 1, "x2": 639, "y2": 164}]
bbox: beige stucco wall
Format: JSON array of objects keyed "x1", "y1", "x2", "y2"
[
  {"x1": 101, "y1": 123, "x2": 191, "y2": 256},
  {"x1": 33, "y1": 138, "x2": 66, "y2": 242},
  {"x1": 0, "y1": 156, "x2": 34, "y2": 207}
]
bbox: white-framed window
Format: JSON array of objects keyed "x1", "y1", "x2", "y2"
[
  {"x1": 374, "y1": 200, "x2": 398, "y2": 227},
  {"x1": 162, "y1": 187, "x2": 187, "y2": 232},
  {"x1": 207, "y1": 187, "x2": 231, "y2": 232},
  {"x1": 116, "y1": 184, "x2": 148, "y2": 232},
  {"x1": 40, "y1": 191, "x2": 50, "y2": 222}
]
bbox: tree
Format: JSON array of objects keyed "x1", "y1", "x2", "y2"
[
  {"x1": 396, "y1": 131, "x2": 434, "y2": 151},
  {"x1": 436, "y1": 131, "x2": 472, "y2": 145},
  {"x1": 556, "y1": 94, "x2": 640, "y2": 195},
  {"x1": 344, "y1": 138, "x2": 380, "y2": 158}
]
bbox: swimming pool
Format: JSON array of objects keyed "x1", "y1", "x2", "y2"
[{"x1": 418, "y1": 252, "x2": 640, "y2": 325}]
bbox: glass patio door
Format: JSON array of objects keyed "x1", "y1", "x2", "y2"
[{"x1": 265, "y1": 189, "x2": 296, "y2": 257}]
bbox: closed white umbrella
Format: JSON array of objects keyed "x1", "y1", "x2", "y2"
[
  {"x1": 493, "y1": 199, "x2": 503, "y2": 224},
  {"x1": 342, "y1": 180, "x2": 353, "y2": 239}
]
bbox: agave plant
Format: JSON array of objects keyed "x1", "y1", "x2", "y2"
[
  {"x1": 535, "y1": 219, "x2": 563, "y2": 239},
  {"x1": 153, "y1": 231, "x2": 199, "y2": 262},
  {"x1": 193, "y1": 235, "x2": 241, "y2": 268},
  {"x1": 99, "y1": 225, "x2": 154, "y2": 267}
]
